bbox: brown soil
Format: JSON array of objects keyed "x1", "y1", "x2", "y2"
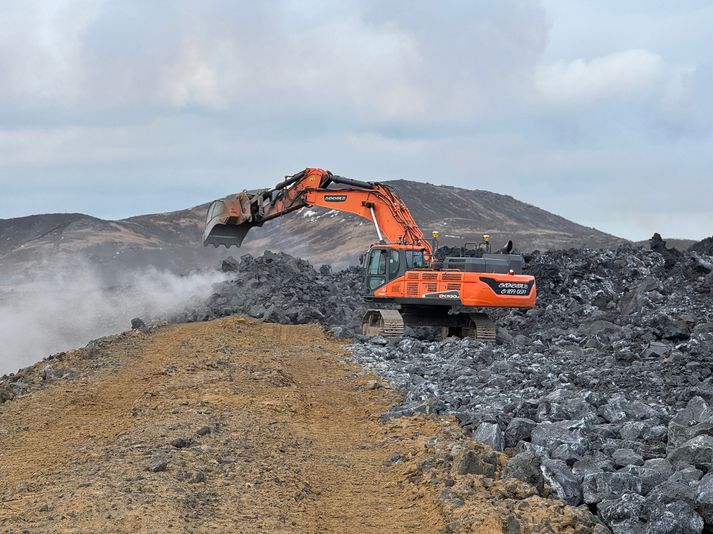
[{"x1": 0, "y1": 317, "x2": 603, "y2": 533}]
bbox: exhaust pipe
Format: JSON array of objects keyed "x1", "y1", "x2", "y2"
[{"x1": 498, "y1": 240, "x2": 513, "y2": 254}]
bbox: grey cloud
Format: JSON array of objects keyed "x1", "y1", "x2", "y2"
[{"x1": 0, "y1": 1, "x2": 711, "y2": 240}]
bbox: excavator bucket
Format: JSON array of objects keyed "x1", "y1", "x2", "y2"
[
  {"x1": 202, "y1": 197, "x2": 261, "y2": 248},
  {"x1": 203, "y1": 220, "x2": 253, "y2": 247}
]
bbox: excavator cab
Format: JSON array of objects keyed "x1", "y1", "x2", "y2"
[{"x1": 364, "y1": 245, "x2": 428, "y2": 293}]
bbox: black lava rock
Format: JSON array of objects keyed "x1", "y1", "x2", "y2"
[{"x1": 173, "y1": 243, "x2": 713, "y2": 524}]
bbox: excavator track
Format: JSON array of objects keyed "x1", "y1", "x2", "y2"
[
  {"x1": 464, "y1": 313, "x2": 497, "y2": 341},
  {"x1": 361, "y1": 309, "x2": 405, "y2": 337}
]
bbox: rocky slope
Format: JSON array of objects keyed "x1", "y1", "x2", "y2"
[
  {"x1": 168, "y1": 233, "x2": 713, "y2": 532},
  {"x1": 0, "y1": 317, "x2": 603, "y2": 533},
  {"x1": 0, "y1": 179, "x2": 625, "y2": 285},
  {"x1": 4, "y1": 221, "x2": 713, "y2": 532}
]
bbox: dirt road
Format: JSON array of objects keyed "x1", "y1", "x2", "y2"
[{"x1": 0, "y1": 317, "x2": 602, "y2": 533}]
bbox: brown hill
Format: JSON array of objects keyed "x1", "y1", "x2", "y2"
[{"x1": 0, "y1": 180, "x2": 625, "y2": 282}]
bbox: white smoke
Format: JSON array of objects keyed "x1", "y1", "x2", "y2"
[{"x1": 0, "y1": 260, "x2": 227, "y2": 376}]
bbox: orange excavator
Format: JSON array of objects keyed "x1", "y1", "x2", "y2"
[{"x1": 203, "y1": 168, "x2": 536, "y2": 340}]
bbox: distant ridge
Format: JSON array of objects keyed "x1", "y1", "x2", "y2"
[{"x1": 0, "y1": 180, "x2": 626, "y2": 281}]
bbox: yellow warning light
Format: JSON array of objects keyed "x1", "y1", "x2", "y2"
[
  {"x1": 432, "y1": 231, "x2": 439, "y2": 239},
  {"x1": 482, "y1": 234, "x2": 490, "y2": 242}
]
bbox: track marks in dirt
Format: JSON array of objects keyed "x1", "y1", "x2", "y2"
[
  {"x1": 0, "y1": 318, "x2": 446, "y2": 532},
  {"x1": 0, "y1": 317, "x2": 603, "y2": 533}
]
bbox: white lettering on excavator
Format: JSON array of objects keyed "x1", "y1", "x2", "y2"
[
  {"x1": 324, "y1": 195, "x2": 347, "y2": 202},
  {"x1": 500, "y1": 288, "x2": 529, "y2": 295},
  {"x1": 423, "y1": 291, "x2": 460, "y2": 299},
  {"x1": 497, "y1": 281, "x2": 529, "y2": 295},
  {"x1": 481, "y1": 277, "x2": 531, "y2": 296},
  {"x1": 498, "y1": 282, "x2": 529, "y2": 289}
]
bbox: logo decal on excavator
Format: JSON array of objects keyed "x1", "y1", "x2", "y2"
[
  {"x1": 480, "y1": 277, "x2": 534, "y2": 296},
  {"x1": 423, "y1": 290, "x2": 460, "y2": 299},
  {"x1": 324, "y1": 195, "x2": 347, "y2": 202}
]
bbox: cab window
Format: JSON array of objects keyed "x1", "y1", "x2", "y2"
[
  {"x1": 405, "y1": 250, "x2": 427, "y2": 269},
  {"x1": 368, "y1": 249, "x2": 386, "y2": 275},
  {"x1": 388, "y1": 249, "x2": 400, "y2": 276}
]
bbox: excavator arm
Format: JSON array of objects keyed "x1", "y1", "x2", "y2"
[{"x1": 203, "y1": 168, "x2": 431, "y2": 253}]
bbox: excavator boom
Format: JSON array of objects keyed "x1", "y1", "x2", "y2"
[{"x1": 203, "y1": 168, "x2": 430, "y2": 252}]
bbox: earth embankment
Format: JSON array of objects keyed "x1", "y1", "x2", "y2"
[{"x1": 0, "y1": 317, "x2": 600, "y2": 533}]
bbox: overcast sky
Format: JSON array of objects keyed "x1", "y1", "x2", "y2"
[{"x1": 0, "y1": 1, "x2": 711, "y2": 240}]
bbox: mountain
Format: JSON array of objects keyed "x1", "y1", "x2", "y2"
[
  {"x1": 0, "y1": 208, "x2": 221, "y2": 285},
  {"x1": 0, "y1": 180, "x2": 626, "y2": 282}
]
